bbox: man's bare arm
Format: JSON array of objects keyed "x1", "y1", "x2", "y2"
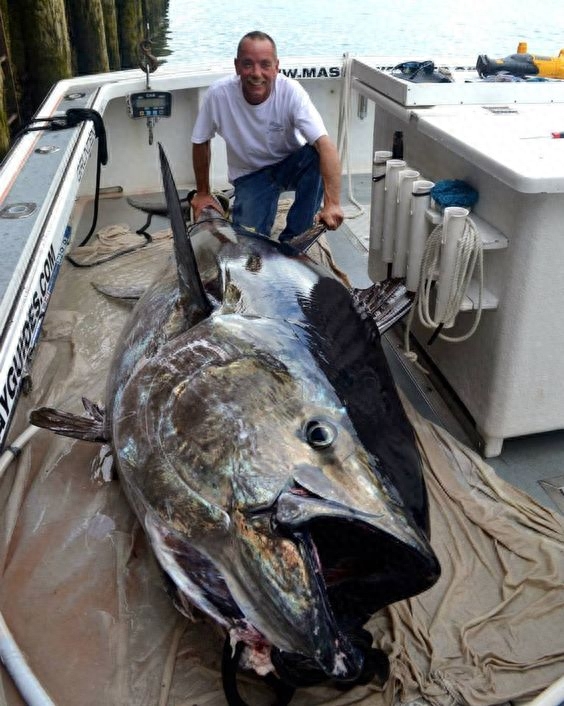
[
  {"x1": 314, "y1": 135, "x2": 344, "y2": 230},
  {"x1": 191, "y1": 141, "x2": 224, "y2": 219}
]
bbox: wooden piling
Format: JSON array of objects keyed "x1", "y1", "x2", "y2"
[
  {"x1": 115, "y1": 0, "x2": 145, "y2": 70},
  {"x1": 66, "y1": 0, "x2": 110, "y2": 75},
  {"x1": 101, "y1": 0, "x2": 121, "y2": 71},
  {"x1": 0, "y1": 0, "x2": 170, "y2": 158},
  {"x1": 0, "y1": 64, "x2": 10, "y2": 156},
  {"x1": 144, "y1": 0, "x2": 169, "y2": 40},
  {"x1": 15, "y1": 0, "x2": 72, "y2": 111},
  {"x1": 4, "y1": 0, "x2": 26, "y2": 119}
]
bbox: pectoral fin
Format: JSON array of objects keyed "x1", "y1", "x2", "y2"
[{"x1": 30, "y1": 397, "x2": 108, "y2": 443}]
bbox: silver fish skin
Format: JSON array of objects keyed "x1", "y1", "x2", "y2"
[
  {"x1": 30, "y1": 148, "x2": 440, "y2": 689},
  {"x1": 104, "y1": 210, "x2": 437, "y2": 680}
]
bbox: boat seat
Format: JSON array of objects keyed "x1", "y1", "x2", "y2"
[
  {"x1": 126, "y1": 189, "x2": 196, "y2": 240},
  {"x1": 127, "y1": 189, "x2": 232, "y2": 240}
]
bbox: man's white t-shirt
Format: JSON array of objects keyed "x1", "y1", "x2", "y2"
[{"x1": 191, "y1": 74, "x2": 328, "y2": 183}]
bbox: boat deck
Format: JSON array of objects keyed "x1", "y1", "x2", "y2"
[{"x1": 0, "y1": 171, "x2": 560, "y2": 706}]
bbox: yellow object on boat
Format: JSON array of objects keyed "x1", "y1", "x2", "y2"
[{"x1": 476, "y1": 42, "x2": 564, "y2": 79}]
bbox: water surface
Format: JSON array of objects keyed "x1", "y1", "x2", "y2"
[{"x1": 161, "y1": 0, "x2": 564, "y2": 65}]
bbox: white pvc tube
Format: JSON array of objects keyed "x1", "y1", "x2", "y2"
[
  {"x1": 435, "y1": 206, "x2": 469, "y2": 327},
  {"x1": 381, "y1": 159, "x2": 406, "y2": 263},
  {"x1": 0, "y1": 425, "x2": 41, "y2": 480},
  {"x1": 0, "y1": 424, "x2": 58, "y2": 705},
  {"x1": 392, "y1": 169, "x2": 420, "y2": 278},
  {"x1": 521, "y1": 675, "x2": 564, "y2": 706},
  {"x1": 0, "y1": 610, "x2": 57, "y2": 706},
  {"x1": 406, "y1": 180, "x2": 435, "y2": 292},
  {"x1": 368, "y1": 150, "x2": 392, "y2": 282}
]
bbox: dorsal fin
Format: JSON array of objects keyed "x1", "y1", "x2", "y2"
[{"x1": 158, "y1": 143, "x2": 212, "y2": 319}]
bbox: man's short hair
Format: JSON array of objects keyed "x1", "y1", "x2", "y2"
[{"x1": 237, "y1": 31, "x2": 277, "y2": 58}]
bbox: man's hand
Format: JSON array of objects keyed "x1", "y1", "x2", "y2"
[
  {"x1": 317, "y1": 202, "x2": 344, "y2": 230},
  {"x1": 191, "y1": 191, "x2": 225, "y2": 221}
]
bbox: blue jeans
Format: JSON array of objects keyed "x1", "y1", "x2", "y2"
[{"x1": 232, "y1": 144, "x2": 323, "y2": 240}]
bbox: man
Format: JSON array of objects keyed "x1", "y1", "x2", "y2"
[{"x1": 190, "y1": 31, "x2": 344, "y2": 240}]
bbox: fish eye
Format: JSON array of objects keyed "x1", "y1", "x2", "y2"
[{"x1": 304, "y1": 419, "x2": 336, "y2": 449}]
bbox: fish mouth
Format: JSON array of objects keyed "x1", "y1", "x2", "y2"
[
  {"x1": 269, "y1": 479, "x2": 438, "y2": 686},
  {"x1": 282, "y1": 524, "x2": 366, "y2": 684}
]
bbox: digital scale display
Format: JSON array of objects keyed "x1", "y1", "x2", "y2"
[{"x1": 128, "y1": 91, "x2": 172, "y2": 118}]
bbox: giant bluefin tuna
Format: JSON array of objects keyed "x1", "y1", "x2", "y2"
[{"x1": 31, "y1": 145, "x2": 440, "y2": 704}]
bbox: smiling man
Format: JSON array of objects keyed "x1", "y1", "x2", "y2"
[{"x1": 191, "y1": 31, "x2": 344, "y2": 240}]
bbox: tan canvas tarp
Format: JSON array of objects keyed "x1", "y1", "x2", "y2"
[{"x1": 0, "y1": 232, "x2": 562, "y2": 706}]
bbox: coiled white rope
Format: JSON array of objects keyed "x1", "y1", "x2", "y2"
[
  {"x1": 336, "y1": 53, "x2": 365, "y2": 219},
  {"x1": 404, "y1": 217, "x2": 484, "y2": 360}
]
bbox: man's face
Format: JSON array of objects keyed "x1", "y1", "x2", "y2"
[{"x1": 235, "y1": 38, "x2": 279, "y2": 105}]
